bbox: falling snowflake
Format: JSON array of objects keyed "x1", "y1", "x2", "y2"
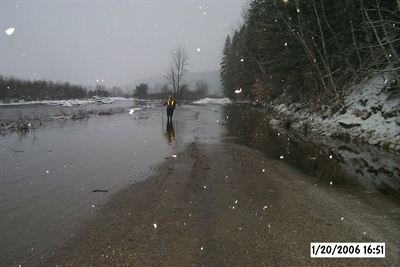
[
  {"x1": 240, "y1": 58, "x2": 244, "y2": 62},
  {"x1": 203, "y1": 11, "x2": 207, "y2": 15},
  {"x1": 296, "y1": 8, "x2": 300, "y2": 13},
  {"x1": 234, "y1": 88, "x2": 242, "y2": 94},
  {"x1": 129, "y1": 109, "x2": 134, "y2": 115},
  {"x1": 196, "y1": 48, "x2": 201, "y2": 52},
  {"x1": 263, "y1": 205, "x2": 268, "y2": 210},
  {"x1": 280, "y1": 155, "x2": 284, "y2": 159},
  {"x1": 340, "y1": 217, "x2": 344, "y2": 220},
  {"x1": 329, "y1": 181, "x2": 333, "y2": 186},
  {"x1": 262, "y1": 169, "x2": 265, "y2": 173},
  {"x1": 284, "y1": 42, "x2": 288, "y2": 46},
  {"x1": 234, "y1": 200, "x2": 238, "y2": 204},
  {"x1": 200, "y1": 247, "x2": 204, "y2": 250},
  {"x1": 5, "y1": 27, "x2": 15, "y2": 36},
  {"x1": 329, "y1": 155, "x2": 333, "y2": 159},
  {"x1": 46, "y1": 170, "x2": 50, "y2": 174},
  {"x1": 91, "y1": 204, "x2": 95, "y2": 208},
  {"x1": 203, "y1": 185, "x2": 207, "y2": 189},
  {"x1": 153, "y1": 223, "x2": 157, "y2": 229}
]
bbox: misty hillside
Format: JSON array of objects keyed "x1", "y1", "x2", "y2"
[{"x1": 126, "y1": 70, "x2": 222, "y2": 96}]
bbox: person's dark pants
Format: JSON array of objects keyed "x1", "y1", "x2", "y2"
[{"x1": 167, "y1": 108, "x2": 174, "y2": 120}]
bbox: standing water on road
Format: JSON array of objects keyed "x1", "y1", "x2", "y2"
[
  {"x1": 0, "y1": 102, "x2": 223, "y2": 265},
  {"x1": 222, "y1": 105, "x2": 400, "y2": 198}
]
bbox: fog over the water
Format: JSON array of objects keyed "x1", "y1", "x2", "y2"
[{"x1": 0, "y1": 0, "x2": 246, "y2": 87}]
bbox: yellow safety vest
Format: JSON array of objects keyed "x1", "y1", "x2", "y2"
[{"x1": 167, "y1": 99, "x2": 175, "y2": 107}]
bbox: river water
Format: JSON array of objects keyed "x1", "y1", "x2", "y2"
[{"x1": 1, "y1": 101, "x2": 398, "y2": 265}]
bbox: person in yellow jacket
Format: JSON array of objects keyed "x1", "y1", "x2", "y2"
[{"x1": 164, "y1": 95, "x2": 176, "y2": 122}]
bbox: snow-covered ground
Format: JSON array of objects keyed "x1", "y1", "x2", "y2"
[
  {"x1": 271, "y1": 72, "x2": 400, "y2": 151},
  {"x1": 193, "y1": 97, "x2": 231, "y2": 105},
  {"x1": 0, "y1": 97, "x2": 134, "y2": 107}
]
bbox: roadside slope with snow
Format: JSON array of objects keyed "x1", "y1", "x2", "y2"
[{"x1": 270, "y1": 72, "x2": 400, "y2": 151}]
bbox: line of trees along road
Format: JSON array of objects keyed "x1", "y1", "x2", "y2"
[{"x1": 220, "y1": 0, "x2": 400, "y2": 109}]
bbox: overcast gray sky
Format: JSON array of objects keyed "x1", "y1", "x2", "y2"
[{"x1": 0, "y1": 0, "x2": 247, "y2": 87}]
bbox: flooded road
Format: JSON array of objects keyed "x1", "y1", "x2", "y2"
[
  {"x1": 223, "y1": 105, "x2": 400, "y2": 198},
  {"x1": 1, "y1": 101, "x2": 399, "y2": 266},
  {"x1": 0, "y1": 102, "x2": 222, "y2": 265}
]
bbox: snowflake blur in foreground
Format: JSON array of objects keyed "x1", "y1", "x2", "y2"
[
  {"x1": 5, "y1": 27, "x2": 15, "y2": 36},
  {"x1": 196, "y1": 48, "x2": 201, "y2": 52},
  {"x1": 153, "y1": 223, "x2": 157, "y2": 229},
  {"x1": 129, "y1": 109, "x2": 134, "y2": 115},
  {"x1": 280, "y1": 155, "x2": 284, "y2": 159},
  {"x1": 235, "y1": 88, "x2": 242, "y2": 94}
]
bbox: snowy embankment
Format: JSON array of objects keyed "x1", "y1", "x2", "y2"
[
  {"x1": 193, "y1": 97, "x2": 231, "y2": 105},
  {"x1": 271, "y1": 73, "x2": 400, "y2": 151}
]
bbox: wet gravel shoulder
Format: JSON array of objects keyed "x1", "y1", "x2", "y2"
[{"x1": 46, "y1": 140, "x2": 400, "y2": 267}]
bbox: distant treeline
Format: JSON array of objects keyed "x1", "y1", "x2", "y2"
[
  {"x1": 220, "y1": 0, "x2": 399, "y2": 108},
  {"x1": 0, "y1": 76, "x2": 129, "y2": 102},
  {"x1": 0, "y1": 75, "x2": 212, "y2": 102},
  {"x1": 134, "y1": 80, "x2": 210, "y2": 100}
]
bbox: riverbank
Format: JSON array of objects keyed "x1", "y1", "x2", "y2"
[
  {"x1": 47, "y1": 140, "x2": 400, "y2": 266},
  {"x1": 0, "y1": 98, "x2": 141, "y2": 133}
]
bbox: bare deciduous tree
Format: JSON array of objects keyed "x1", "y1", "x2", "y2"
[{"x1": 166, "y1": 46, "x2": 188, "y2": 100}]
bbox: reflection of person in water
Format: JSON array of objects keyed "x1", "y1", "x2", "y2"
[{"x1": 166, "y1": 120, "x2": 175, "y2": 143}]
